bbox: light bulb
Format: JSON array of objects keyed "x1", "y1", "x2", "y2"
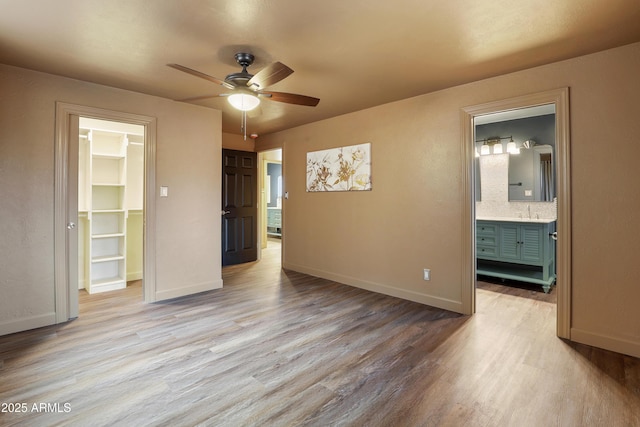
[
  {"x1": 480, "y1": 145, "x2": 491, "y2": 156},
  {"x1": 227, "y1": 93, "x2": 260, "y2": 111},
  {"x1": 493, "y1": 143, "x2": 503, "y2": 154}
]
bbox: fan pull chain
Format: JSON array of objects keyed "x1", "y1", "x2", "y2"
[
  {"x1": 242, "y1": 110, "x2": 248, "y2": 140},
  {"x1": 241, "y1": 110, "x2": 245, "y2": 140}
]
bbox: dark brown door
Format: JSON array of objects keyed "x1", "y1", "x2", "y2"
[{"x1": 222, "y1": 149, "x2": 258, "y2": 266}]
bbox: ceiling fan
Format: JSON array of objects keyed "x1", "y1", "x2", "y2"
[
  {"x1": 168, "y1": 53, "x2": 319, "y2": 138},
  {"x1": 168, "y1": 52, "x2": 320, "y2": 110}
]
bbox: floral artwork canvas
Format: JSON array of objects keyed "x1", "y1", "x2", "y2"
[{"x1": 306, "y1": 143, "x2": 372, "y2": 192}]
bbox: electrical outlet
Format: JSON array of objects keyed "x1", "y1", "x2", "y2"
[{"x1": 423, "y1": 269, "x2": 431, "y2": 281}]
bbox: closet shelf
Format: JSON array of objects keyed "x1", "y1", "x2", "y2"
[
  {"x1": 92, "y1": 232, "x2": 125, "y2": 239},
  {"x1": 92, "y1": 209, "x2": 125, "y2": 213},
  {"x1": 92, "y1": 254, "x2": 125, "y2": 263},
  {"x1": 91, "y1": 276, "x2": 125, "y2": 287},
  {"x1": 93, "y1": 153, "x2": 125, "y2": 159},
  {"x1": 92, "y1": 183, "x2": 125, "y2": 187}
]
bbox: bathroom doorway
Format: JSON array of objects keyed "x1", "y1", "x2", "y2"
[
  {"x1": 258, "y1": 148, "x2": 283, "y2": 264},
  {"x1": 462, "y1": 88, "x2": 572, "y2": 338},
  {"x1": 474, "y1": 106, "x2": 558, "y2": 301}
]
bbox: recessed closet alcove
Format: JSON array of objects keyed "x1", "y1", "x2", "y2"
[{"x1": 78, "y1": 117, "x2": 144, "y2": 294}]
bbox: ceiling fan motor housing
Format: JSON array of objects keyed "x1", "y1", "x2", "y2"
[
  {"x1": 225, "y1": 53, "x2": 255, "y2": 87},
  {"x1": 235, "y1": 52, "x2": 255, "y2": 68}
]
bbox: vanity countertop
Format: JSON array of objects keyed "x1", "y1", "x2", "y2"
[{"x1": 476, "y1": 216, "x2": 556, "y2": 224}]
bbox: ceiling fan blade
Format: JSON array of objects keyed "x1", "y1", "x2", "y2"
[
  {"x1": 260, "y1": 91, "x2": 320, "y2": 107},
  {"x1": 167, "y1": 64, "x2": 234, "y2": 89},
  {"x1": 247, "y1": 62, "x2": 293, "y2": 89},
  {"x1": 176, "y1": 94, "x2": 222, "y2": 102}
]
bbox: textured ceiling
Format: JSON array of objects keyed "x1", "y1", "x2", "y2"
[{"x1": 1, "y1": 0, "x2": 640, "y2": 135}]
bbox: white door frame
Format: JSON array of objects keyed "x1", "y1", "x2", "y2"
[
  {"x1": 54, "y1": 102, "x2": 157, "y2": 322},
  {"x1": 461, "y1": 88, "x2": 571, "y2": 338}
]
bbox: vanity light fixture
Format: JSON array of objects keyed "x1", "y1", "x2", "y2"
[
  {"x1": 506, "y1": 137, "x2": 520, "y2": 154},
  {"x1": 476, "y1": 135, "x2": 518, "y2": 156}
]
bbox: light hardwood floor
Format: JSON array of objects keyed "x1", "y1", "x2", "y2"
[{"x1": 1, "y1": 239, "x2": 638, "y2": 426}]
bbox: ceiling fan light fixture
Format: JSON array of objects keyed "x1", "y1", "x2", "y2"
[{"x1": 227, "y1": 93, "x2": 260, "y2": 111}]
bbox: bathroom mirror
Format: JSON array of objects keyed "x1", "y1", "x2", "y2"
[
  {"x1": 508, "y1": 144, "x2": 554, "y2": 201},
  {"x1": 475, "y1": 105, "x2": 556, "y2": 202}
]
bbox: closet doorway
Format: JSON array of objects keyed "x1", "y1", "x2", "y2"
[
  {"x1": 77, "y1": 117, "x2": 144, "y2": 297},
  {"x1": 54, "y1": 103, "x2": 156, "y2": 322}
]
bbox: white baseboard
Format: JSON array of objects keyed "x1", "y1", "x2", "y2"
[
  {"x1": 0, "y1": 312, "x2": 57, "y2": 336},
  {"x1": 571, "y1": 328, "x2": 640, "y2": 358},
  {"x1": 127, "y1": 271, "x2": 143, "y2": 282},
  {"x1": 154, "y1": 279, "x2": 223, "y2": 302},
  {"x1": 283, "y1": 262, "x2": 464, "y2": 314}
]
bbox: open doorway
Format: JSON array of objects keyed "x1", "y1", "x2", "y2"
[
  {"x1": 258, "y1": 149, "x2": 283, "y2": 264},
  {"x1": 54, "y1": 102, "x2": 156, "y2": 322},
  {"x1": 461, "y1": 88, "x2": 571, "y2": 338},
  {"x1": 77, "y1": 117, "x2": 144, "y2": 302},
  {"x1": 474, "y1": 105, "x2": 557, "y2": 301}
]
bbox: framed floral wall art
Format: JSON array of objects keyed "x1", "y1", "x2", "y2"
[{"x1": 306, "y1": 143, "x2": 372, "y2": 192}]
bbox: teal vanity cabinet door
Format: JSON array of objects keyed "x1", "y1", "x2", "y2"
[
  {"x1": 520, "y1": 224, "x2": 544, "y2": 263},
  {"x1": 499, "y1": 223, "x2": 544, "y2": 264},
  {"x1": 498, "y1": 223, "x2": 520, "y2": 261}
]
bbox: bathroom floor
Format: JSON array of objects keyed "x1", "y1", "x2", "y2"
[{"x1": 477, "y1": 276, "x2": 557, "y2": 304}]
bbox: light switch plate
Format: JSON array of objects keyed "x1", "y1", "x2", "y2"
[{"x1": 160, "y1": 186, "x2": 168, "y2": 197}]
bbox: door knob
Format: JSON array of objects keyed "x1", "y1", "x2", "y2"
[
  {"x1": 550, "y1": 231, "x2": 558, "y2": 241},
  {"x1": 67, "y1": 222, "x2": 76, "y2": 230},
  {"x1": 221, "y1": 210, "x2": 231, "y2": 216}
]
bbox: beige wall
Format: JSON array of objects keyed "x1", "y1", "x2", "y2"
[
  {"x1": 258, "y1": 42, "x2": 640, "y2": 357},
  {"x1": 0, "y1": 64, "x2": 222, "y2": 334},
  {"x1": 222, "y1": 132, "x2": 255, "y2": 152}
]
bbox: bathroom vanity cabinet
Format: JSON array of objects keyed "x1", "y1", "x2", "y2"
[
  {"x1": 267, "y1": 208, "x2": 282, "y2": 237},
  {"x1": 476, "y1": 218, "x2": 556, "y2": 292}
]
